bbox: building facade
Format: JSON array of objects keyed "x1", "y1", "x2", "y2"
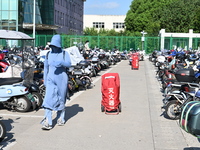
[
  {"x1": 83, "y1": 15, "x2": 126, "y2": 32},
  {"x1": 0, "y1": 0, "x2": 86, "y2": 35}
]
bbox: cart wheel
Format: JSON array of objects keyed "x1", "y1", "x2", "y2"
[
  {"x1": 101, "y1": 105, "x2": 105, "y2": 112},
  {"x1": 118, "y1": 103, "x2": 122, "y2": 112}
]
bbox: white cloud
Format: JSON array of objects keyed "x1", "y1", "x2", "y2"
[{"x1": 89, "y1": 2, "x2": 119, "y2": 9}]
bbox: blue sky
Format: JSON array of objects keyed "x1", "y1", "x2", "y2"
[{"x1": 84, "y1": 0, "x2": 132, "y2": 15}]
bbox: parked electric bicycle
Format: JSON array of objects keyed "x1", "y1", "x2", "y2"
[{"x1": 163, "y1": 83, "x2": 200, "y2": 120}]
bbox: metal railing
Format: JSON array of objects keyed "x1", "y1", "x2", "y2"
[{"x1": 1, "y1": 35, "x2": 200, "y2": 54}]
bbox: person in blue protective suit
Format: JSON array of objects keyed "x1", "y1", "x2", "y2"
[
  {"x1": 168, "y1": 50, "x2": 177, "y2": 70},
  {"x1": 41, "y1": 35, "x2": 71, "y2": 130}
]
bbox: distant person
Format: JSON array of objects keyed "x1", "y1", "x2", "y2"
[
  {"x1": 45, "y1": 42, "x2": 50, "y2": 50},
  {"x1": 83, "y1": 40, "x2": 91, "y2": 59},
  {"x1": 41, "y1": 35, "x2": 71, "y2": 130},
  {"x1": 84, "y1": 40, "x2": 90, "y2": 51}
]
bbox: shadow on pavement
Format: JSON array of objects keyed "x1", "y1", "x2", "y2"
[
  {"x1": 184, "y1": 147, "x2": 200, "y2": 150},
  {"x1": 53, "y1": 104, "x2": 84, "y2": 125},
  {"x1": 65, "y1": 104, "x2": 84, "y2": 122},
  {"x1": 0, "y1": 118, "x2": 16, "y2": 149}
]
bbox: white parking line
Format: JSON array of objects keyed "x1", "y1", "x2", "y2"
[{"x1": 0, "y1": 113, "x2": 44, "y2": 118}]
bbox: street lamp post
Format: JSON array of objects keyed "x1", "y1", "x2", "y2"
[
  {"x1": 33, "y1": 0, "x2": 36, "y2": 46},
  {"x1": 141, "y1": 30, "x2": 147, "y2": 51}
]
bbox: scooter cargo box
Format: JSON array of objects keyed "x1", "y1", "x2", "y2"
[
  {"x1": 180, "y1": 101, "x2": 200, "y2": 137},
  {"x1": 157, "y1": 56, "x2": 165, "y2": 63},
  {"x1": 175, "y1": 68, "x2": 194, "y2": 82}
]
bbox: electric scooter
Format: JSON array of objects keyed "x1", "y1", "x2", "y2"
[
  {"x1": 0, "y1": 53, "x2": 43, "y2": 109},
  {"x1": 0, "y1": 56, "x2": 37, "y2": 111},
  {"x1": 0, "y1": 30, "x2": 38, "y2": 112},
  {"x1": 0, "y1": 77, "x2": 35, "y2": 112}
]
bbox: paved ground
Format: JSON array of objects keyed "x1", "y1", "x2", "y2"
[{"x1": 0, "y1": 58, "x2": 200, "y2": 150}]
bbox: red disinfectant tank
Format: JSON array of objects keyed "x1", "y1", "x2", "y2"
[
  {"x1": 131, "y1": 53, "x2": 139, "y2": 70},
  {"x1": 101, "y1": 73, "x2": 121, "y2": 114}
]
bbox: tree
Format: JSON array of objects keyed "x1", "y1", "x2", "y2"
[
  {"x1": 125, "y1": 0, "x2": 200, "y2": 34},
  {"x1": 193, "y1": 8, "x2": 200, "y2": 32},
  {"x1": 157, "y1": 0, "x2": 200, "y2": 33},
  {"x1": 83, "y1": 27, "x2": 98, "y2": 36}
]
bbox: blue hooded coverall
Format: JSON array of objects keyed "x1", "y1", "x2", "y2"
[{"x1": 42, "y1": 35, "x2": 71, "y2": 126}]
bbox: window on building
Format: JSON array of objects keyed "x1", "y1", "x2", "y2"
[
  {"x1": 113, "y1": 22, "x2": 125, "y2": 29},
  {"x1": 0, "y1": 0, "x2": 18, "y2": 30},
  {"x1": 1, "y1": 1, "x2": 9, "y2": 10},
  {"x1": 10, "y1": 0, "x2": 17, "y2": 10},
  {"x1": 93, "y1": 22, "x2": 104, "y2": 29}
]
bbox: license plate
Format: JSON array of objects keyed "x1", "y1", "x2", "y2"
[{"x1": 27, "y1": 93, "x2": 35, "y2": 102}]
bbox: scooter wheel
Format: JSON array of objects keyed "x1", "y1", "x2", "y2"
[
  {"x1": 118, "y1": 103, "x2": 122, "y2": 112},
  {"x1": 92, "y1": 69, "x2": 97, "y2": 77},
  {"x1": 15, "y1": 96, "x2": 31, "y2": 112},
  {"x1": 0, "y1": 120, "x2": 6, "y2": 142},
  {"x1": 39, "y1": 84, "x2": 46, "y2": 99},
  {"x1": 165, "y1": 100, "x2": 181, "y2": 120},
  {"x1": 101, "y1": 105, "x2": 105, "y2": 112},
  {"x1": 31, "y1": 92, "x2": 43, "y2": 108}
]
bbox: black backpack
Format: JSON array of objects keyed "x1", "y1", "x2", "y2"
[{"x1": 46, "y1": 50, "x2": 65, "y2": 60}]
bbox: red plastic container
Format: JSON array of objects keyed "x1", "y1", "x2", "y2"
[
  {"x1": 101, "y1": 73, "x2": 121, "y2": 114},
  {"x1": 131, "y1": 54, "x2": 139, "y2": 70}
]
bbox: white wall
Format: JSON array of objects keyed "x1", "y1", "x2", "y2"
[{"x1": 83, "y1": 15, "x2": 126, "y2": 32}]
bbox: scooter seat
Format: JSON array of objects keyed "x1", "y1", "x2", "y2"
[{"x1": 0, "y1": 77, "x2": 23, "y2": 86}]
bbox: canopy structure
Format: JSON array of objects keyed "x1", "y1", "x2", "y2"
[
  {"x1": 23, "y1": 23, "x2": 59, "y2": 30},
  {"x1": 0, "y1": 30, "x2": 35, "y2": 79},
  {"x1": 0, "y1": 30, "x2": 34, "y2": 40}
]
